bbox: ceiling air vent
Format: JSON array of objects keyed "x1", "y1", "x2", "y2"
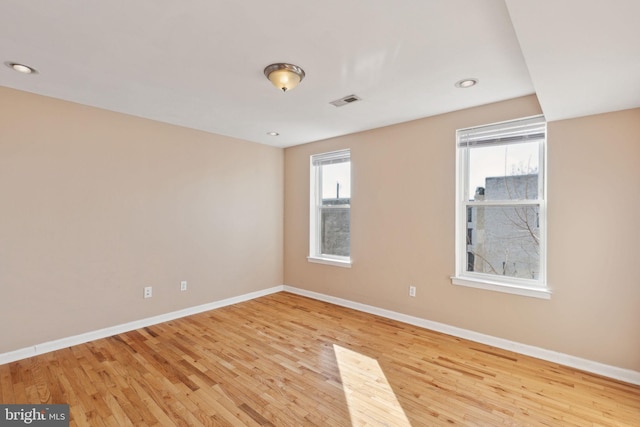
[{"x1": 329, "y1": 94, "x2": 362, "y2": 107}]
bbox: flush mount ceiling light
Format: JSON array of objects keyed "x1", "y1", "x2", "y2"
[
  {"x1": 5, "y1": 62, "x2": 37, "y2": 74},
  {"x1": 267, "y1": 131, "x2": 279, "y2": 136},
  {"x1": 264, "y1": 63, "x2": 305, "y2": 92},
  {"x1": 455, "y1": 78, "x2": 478, "y2": 88}
]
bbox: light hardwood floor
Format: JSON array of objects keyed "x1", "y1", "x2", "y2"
[{"x1": 1, "y1": 292, "x2": 639, "y2": 426}]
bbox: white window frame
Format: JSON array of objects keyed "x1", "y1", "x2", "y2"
[
  {"x1": 308, "y1": 149, "x2": 352, "y2": 268},
  {"x1": 452, "y1": 116, "x2": 550, "y2": 299}
]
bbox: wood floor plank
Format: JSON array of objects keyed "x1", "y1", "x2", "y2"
[
  {"x1": 0, "y1": 364, "x2": 15, "y2": 403},
  {"x1": 1, "y1": 291, "x2": 639, "y2": 426}
]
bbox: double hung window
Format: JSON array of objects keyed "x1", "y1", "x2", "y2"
[
  {"x1": 453, "y1": 116, "x2": 549, "y2": 298},
  {"x1": 309, "y1": 149, "x2": 351, "y2": 267}
]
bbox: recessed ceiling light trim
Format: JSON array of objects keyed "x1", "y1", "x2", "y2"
[
  {"x1": 455, "y1": 78, "x2": 478, "y2": 88},
  {"x1": 5, "y1": 62, "x2": 37, "y2": 74}
]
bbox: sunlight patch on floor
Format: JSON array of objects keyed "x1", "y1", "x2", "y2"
[{"x1": 334, "y1": 344, "x2": 411, "y2": 426}]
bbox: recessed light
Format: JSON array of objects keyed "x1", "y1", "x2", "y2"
[
  {"x1": 6, "y1": 62, "x2": 37, "y2": 74},
  {"x1": 455, "y1": 78, "x2": 478, "y2": 88},
  {"x1": 267, "y1": 131, "x2": 279, "y2": 136}
]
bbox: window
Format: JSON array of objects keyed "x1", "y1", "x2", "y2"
[
  {"x1": 453, "y1": 116, "x2": 549, "y2": 299},
  {"x1": 309, "y1": 149, "x2": 351, "y2": 267}
]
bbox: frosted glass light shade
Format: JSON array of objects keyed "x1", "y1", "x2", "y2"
[{"x1": 264, "y1": 63, "x2": 305, "y2": 92}]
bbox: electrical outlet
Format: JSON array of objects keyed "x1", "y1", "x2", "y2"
[
  {"x1": 409, "y1": 286, "x2": 416, "y2": 297},
  {"x1": 144, "y1": 286, "x2": 153, "y2": 299},
  {"x1": 180, "y1": 280, "x2": 187, "y2": 291}
]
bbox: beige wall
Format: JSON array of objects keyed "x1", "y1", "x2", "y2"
[
  {"x1": 3, "y1": 85, "x2": 638, "y2": 372},
  {"x1": 0, "y1": 87, "x2": 283, "y2": 353},
  {"x1": 284, "y1": 95, "x2": 640, "y2": 371}
]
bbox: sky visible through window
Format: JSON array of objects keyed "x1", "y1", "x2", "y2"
[
  {"x1": 468, "y1": 142, "x2": 539, "y2": 200},
  {"x1": 322, "y1": 162, "x2": 351, "y2": 199},
  {"x1": 318, "y1": 145, "x2": 537, "y2": 202}
]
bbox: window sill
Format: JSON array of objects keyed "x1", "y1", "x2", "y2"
[
  {"x1": 451, "y1": 276, "x2": 551, "y2": 300},
  {"x1": 307, "y1": 256, "x2": 352, "y2": 268}
]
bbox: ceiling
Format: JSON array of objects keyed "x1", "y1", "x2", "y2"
[{"x1": 1, "y1": 1, "x2": 638, "y2": 148}]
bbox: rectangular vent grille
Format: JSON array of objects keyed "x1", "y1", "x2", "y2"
[{"x1": 330, "y1": 94, "x2": 362, "y2": 107}]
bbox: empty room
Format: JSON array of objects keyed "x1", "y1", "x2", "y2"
[{"x1": 1, "y1": 1, "x2": 639, "y2": 426}]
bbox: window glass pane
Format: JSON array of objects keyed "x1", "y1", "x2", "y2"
[
  {"x1": 322, "y1": 162, "x2": 351, "y2": 200},
  {"x1": 320, "y1": 207, "x2": 350, "y2": 256},
  {"x1": 468, "y1": 142, "x2": 539, "y2": 201},
  {"x1": 311, "y1": 151, "x2": 350, "y2": 260},
  {"x1": 465, "y1": 205, "x2": 540, "y2": 280}
]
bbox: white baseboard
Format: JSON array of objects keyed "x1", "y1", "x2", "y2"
[
  {"x1": 0, "y1": 286, "x2": 284, "y2": 366},
  {"x1": 283, "y1": 285, "x2": 640, "y2": 386},
  {"x1": 3, "y1": 284, "x2": 638, "y2": 386}
]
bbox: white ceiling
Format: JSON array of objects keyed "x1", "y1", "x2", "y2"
[{"x1": 1, "y1": 0, "x2": 638, "y2": 148}]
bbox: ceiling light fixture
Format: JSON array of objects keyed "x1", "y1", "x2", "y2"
[
  {"x1": 264, "y1": 63, "x2": 305, "y2": 92},
  {"x1": 267, "y1": 131, "x2": 279, "y2": 136},
  {"x1": 6, "y1": 62, "x2": 37, "y2": 74},
  {"x1": 455, "y1": 78, "x2": 478, "y2": 88}
]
